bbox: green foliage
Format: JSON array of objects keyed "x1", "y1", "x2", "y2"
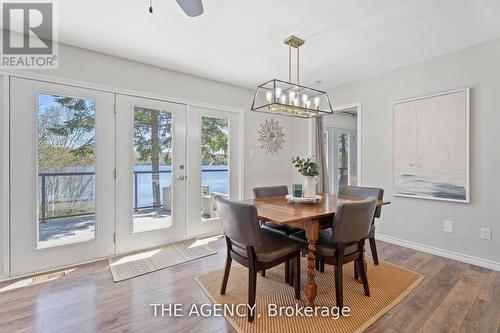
[
  {"x1": 38, "y1": 96, "x2": 96, "y2": 171},
  {"x1": 339, "y1": 134, "x2": 348, "y2": 169},
  {"x1": 291, "y1": 156, "x2": 320, "y2": 177},
  {"x1": 38, "y1": 99, "x2": 229, "y2": 169},
  {"x1": 201, "y1": 116, "x2": 228, "y2": 165},
  {"x1": 47, "y1": 96, "x2": 96, "y2": 158}
]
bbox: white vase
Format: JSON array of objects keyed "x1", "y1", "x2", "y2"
[{"x1": 303, "y1": 176, "x2": 318, "y2": 198}]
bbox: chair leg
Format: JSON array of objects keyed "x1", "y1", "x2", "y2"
[
  {"x1": 248, "y1": 267, "x2": 257, "y2": 322},
  {"x1": 319, "y1": 260, "x2": 325, "y2": 273},
  {"x1": 220, "y1": 253, "x2": 232, "y2": 295},
  {"x1": 354, "y1": 260, "x2": 359, "y2": 281},
  {"x1": 261, "y1": 269, "x2": 266, "y2": 277},
  {"x1": 334, "y1": 247, "x2": 345, "y2": 309},
  {"x1": 288, "y1": 259, "x2": 294, "y2": 286},
  {"x1": 315, "y1": 259, "x2": 320, "y2": 271},
  {"x1": 369, "y1": 237, "x2": 379, "y2": 265},
  {"x1": 358, "y1": 257, "x2": 370, "y2": 296},
  {"x1": 284, "y1": 261, "x2": 290, "y2": 283},
  {"x1": 359, "y1": 240, "x2": 370, "y2": 296},
  {"x1": 334, "y1": 264, "x2": 343, "y2": 310},
  {"x1": 294, "y1": 255, "x2": 301, "y2": 300}
]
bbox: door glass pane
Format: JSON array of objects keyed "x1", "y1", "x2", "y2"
[
  {"x1": 133, "y1": 107, "x2": 173, "y2": 233},
  {"x1": 37, "y1": 93, "x2": 96, "y2": 248},
  {"x1": 336, "y1": 133, "x2": 350, "y2": 192},
  {"x1": 200, "y1": 116, "x2": 229, "y2": 221}
]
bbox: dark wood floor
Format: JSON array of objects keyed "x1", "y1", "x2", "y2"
[{"x1": 0, "y1": 238, "x2": 498, "y2": 333}]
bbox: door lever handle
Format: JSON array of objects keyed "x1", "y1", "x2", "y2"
[{"x1": 177, "y1": 175, "x2": 186, "y2": 180}]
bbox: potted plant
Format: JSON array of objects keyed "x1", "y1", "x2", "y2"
[{"x1": 291, "y1": 156, "x2": 319, "y2": 197}]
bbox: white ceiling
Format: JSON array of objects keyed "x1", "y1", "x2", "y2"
[{"x1": 15, "y1": 1, "x2": 500, "y2": 89}]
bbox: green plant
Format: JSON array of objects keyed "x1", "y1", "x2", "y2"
[{"x1": 291, "y1": 156, "x2": 319, "y2": 177}]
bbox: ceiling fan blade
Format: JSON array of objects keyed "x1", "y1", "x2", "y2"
[{"x1": 176, "y1": 0, "x2": 204, "y2": 17}]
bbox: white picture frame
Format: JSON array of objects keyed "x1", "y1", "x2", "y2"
[{"x1": 393, "y1": 88, "x2": 470, "y2": 203}]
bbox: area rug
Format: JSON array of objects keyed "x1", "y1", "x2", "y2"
[
  {"x1": 195, "y1": 258, "x2": 423, "y2": 333},
  {"x1": 109, "y1": 238, "x2": 216, "y2": 282}
]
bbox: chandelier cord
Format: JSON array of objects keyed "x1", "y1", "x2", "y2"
[
  {"x1": 289, "y1": 44, "x2": 292, "y2": 83},
  {"x1": 297, "y1": 46, "x2": 300, "y2": 85}
]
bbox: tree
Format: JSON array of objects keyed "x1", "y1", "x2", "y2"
[
  {"x1": 201, "y1": 116, "x2": 228, "y2": 165},
  {"x1": 46, "y1": 96, "x2": 96, "y2": 159},
  {"x1": 134, "y1": 108, "x2": 172, "y2": 207},
  {"x1": 37, "y1": 95, "x2": 96, "y2": 219}
]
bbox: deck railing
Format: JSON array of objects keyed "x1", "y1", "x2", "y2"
[{"x1": 38, "y1": 168, "x2": 228, "y2": 223}]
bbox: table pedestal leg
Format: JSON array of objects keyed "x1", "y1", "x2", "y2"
[{"x1": 304, "y1": 220, "x2": 319, "y2": 308}]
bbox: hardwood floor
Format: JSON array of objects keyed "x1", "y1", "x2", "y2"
[{"x1": 0, "y1": 239, "x2": 498, "y2": 333}]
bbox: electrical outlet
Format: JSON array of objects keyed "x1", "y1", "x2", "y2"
[
  {"x1": 443, "y1": 220, "x2": 453, "y2": 233},
  {"x1": 481, "y1": 227, "x2": 492, "y2": 240}
]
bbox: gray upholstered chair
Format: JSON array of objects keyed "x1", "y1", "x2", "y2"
[
  {"x1": 295, "y1": 198, "x2": 377, "y2": 309},
  {"x1": 252, "y1": 185, "x2": 302, "y2": 283},
  {"x1": 216, "y1": 196, "x2": 301, "y2": 322},
  {"x1": 252, "y1": 185, "x2": 302, "y2": 236},
  {"x1": 338, "y1": 186, "x2": 384, "y2": 265}
]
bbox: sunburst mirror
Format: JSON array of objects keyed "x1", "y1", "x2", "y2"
[{"x1": 258, "y1": 118, "x2": 285, "y2": 155}]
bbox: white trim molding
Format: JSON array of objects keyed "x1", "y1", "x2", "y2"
[
  {"x1": 0, "y1": 75, "x2": 9, "y2": 279},
  {"x1": 377, "y1": 233, "x2": 500, "y2": 271}
]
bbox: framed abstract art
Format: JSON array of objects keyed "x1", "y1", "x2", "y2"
[{"x1": 393, "y1": 88, "x2": 470, "y2": 203}]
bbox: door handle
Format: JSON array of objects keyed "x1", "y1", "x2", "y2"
[{"x1": 177, "y1": 175, "x2": 186, "y2": 180}]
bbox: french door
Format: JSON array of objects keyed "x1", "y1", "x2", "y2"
[
  {"x1": 10, "y1": 78, "x2": 115, "y2": 275},
  {"x1": 9, "y1": 79, "x2": 241, "y2": 275},
  {"x1": 115, "y1": 100, "x2": 241, "y2": 252},
  {"x1": 115, "y1": 95, "x2": 187, "y2": 254},
  {"x1": 185, "y1": 106, "x2": 241, "y2": 238}
]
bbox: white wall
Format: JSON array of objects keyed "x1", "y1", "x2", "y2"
[
  {"x1": 323, "y1": 113, "x2": 357, "y2": 130},
  {"x1": 323, "y1": 38, "x2": 500, "y2": 267},
  {"x1": 0, "y1": 42, "x2": 295, "y2": 277}
]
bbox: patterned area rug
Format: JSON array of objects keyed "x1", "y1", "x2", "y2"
[
  {"x1": 109, "y1": 238, "x2": 217, "y2": 282},
  {"x1": 195, "y1": 258, "x2": 423, "y2": 333}
]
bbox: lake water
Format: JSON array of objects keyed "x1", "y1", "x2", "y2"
[{"x1": 134, "y1": 165, "x2": 228, "y2": 208}]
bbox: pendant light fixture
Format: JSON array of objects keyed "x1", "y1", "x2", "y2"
[{"x1": 251, "y1": 36, "x2": 333, "y2": 118}]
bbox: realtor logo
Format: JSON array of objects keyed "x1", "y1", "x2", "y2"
[{"x1": 1, "y1": 1, "x2": 58, "y2": 68}]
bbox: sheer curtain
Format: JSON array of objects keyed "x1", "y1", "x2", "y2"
[{"x1": 315, "y1": 116, "x2": 330, "y2": 193}]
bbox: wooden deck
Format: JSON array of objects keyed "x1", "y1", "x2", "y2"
[{"x1": 0, "y1": 238, "x2": 498, "y2": 332}]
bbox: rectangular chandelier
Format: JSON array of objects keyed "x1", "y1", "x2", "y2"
[
  {"x1": 251, "y1": 79, "x2": 333, "y2": 118},
  {"x1": 251, "y1": 36, "x2": 333, "y2": 118}
]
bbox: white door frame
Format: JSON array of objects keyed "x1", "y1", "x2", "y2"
[
  {"x1": 115, "y1": 94, "x2": 188, "y2": 254},
  {"x1": 0, "y1": 75, "x2": 9, "y2": 279},
  {"x1": 9, "y1": 77, "x2": 116, "y2": 276}
]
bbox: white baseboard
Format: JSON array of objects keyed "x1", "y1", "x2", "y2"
[{"x1": 376, "y1": 233, "x2": 500, "y2": 272}]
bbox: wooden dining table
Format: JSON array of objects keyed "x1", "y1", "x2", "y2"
[{"x1": 243, "y1": 193, "x2": 390, "y2": 307}]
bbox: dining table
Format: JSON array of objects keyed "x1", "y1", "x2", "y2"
[{"x1": 243, "y1": 193, "x2": 391, "y2": 307}]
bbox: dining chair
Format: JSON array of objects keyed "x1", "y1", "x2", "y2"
[
  {"x1": 338, "y1": 186, "x2": 384, "y2": 265},
  {"x1": 253, "y1": 185, "x2": 301, "y2": 283},
  {"x1": 216, "y1": 196, "x2": 302, "y2": 322},
  {"x1": 293, "y1": 198, "x2": 377, "y2": 309},
  {"x1": 253, "y1": 186, "x2": 302, "y2": 236}
]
